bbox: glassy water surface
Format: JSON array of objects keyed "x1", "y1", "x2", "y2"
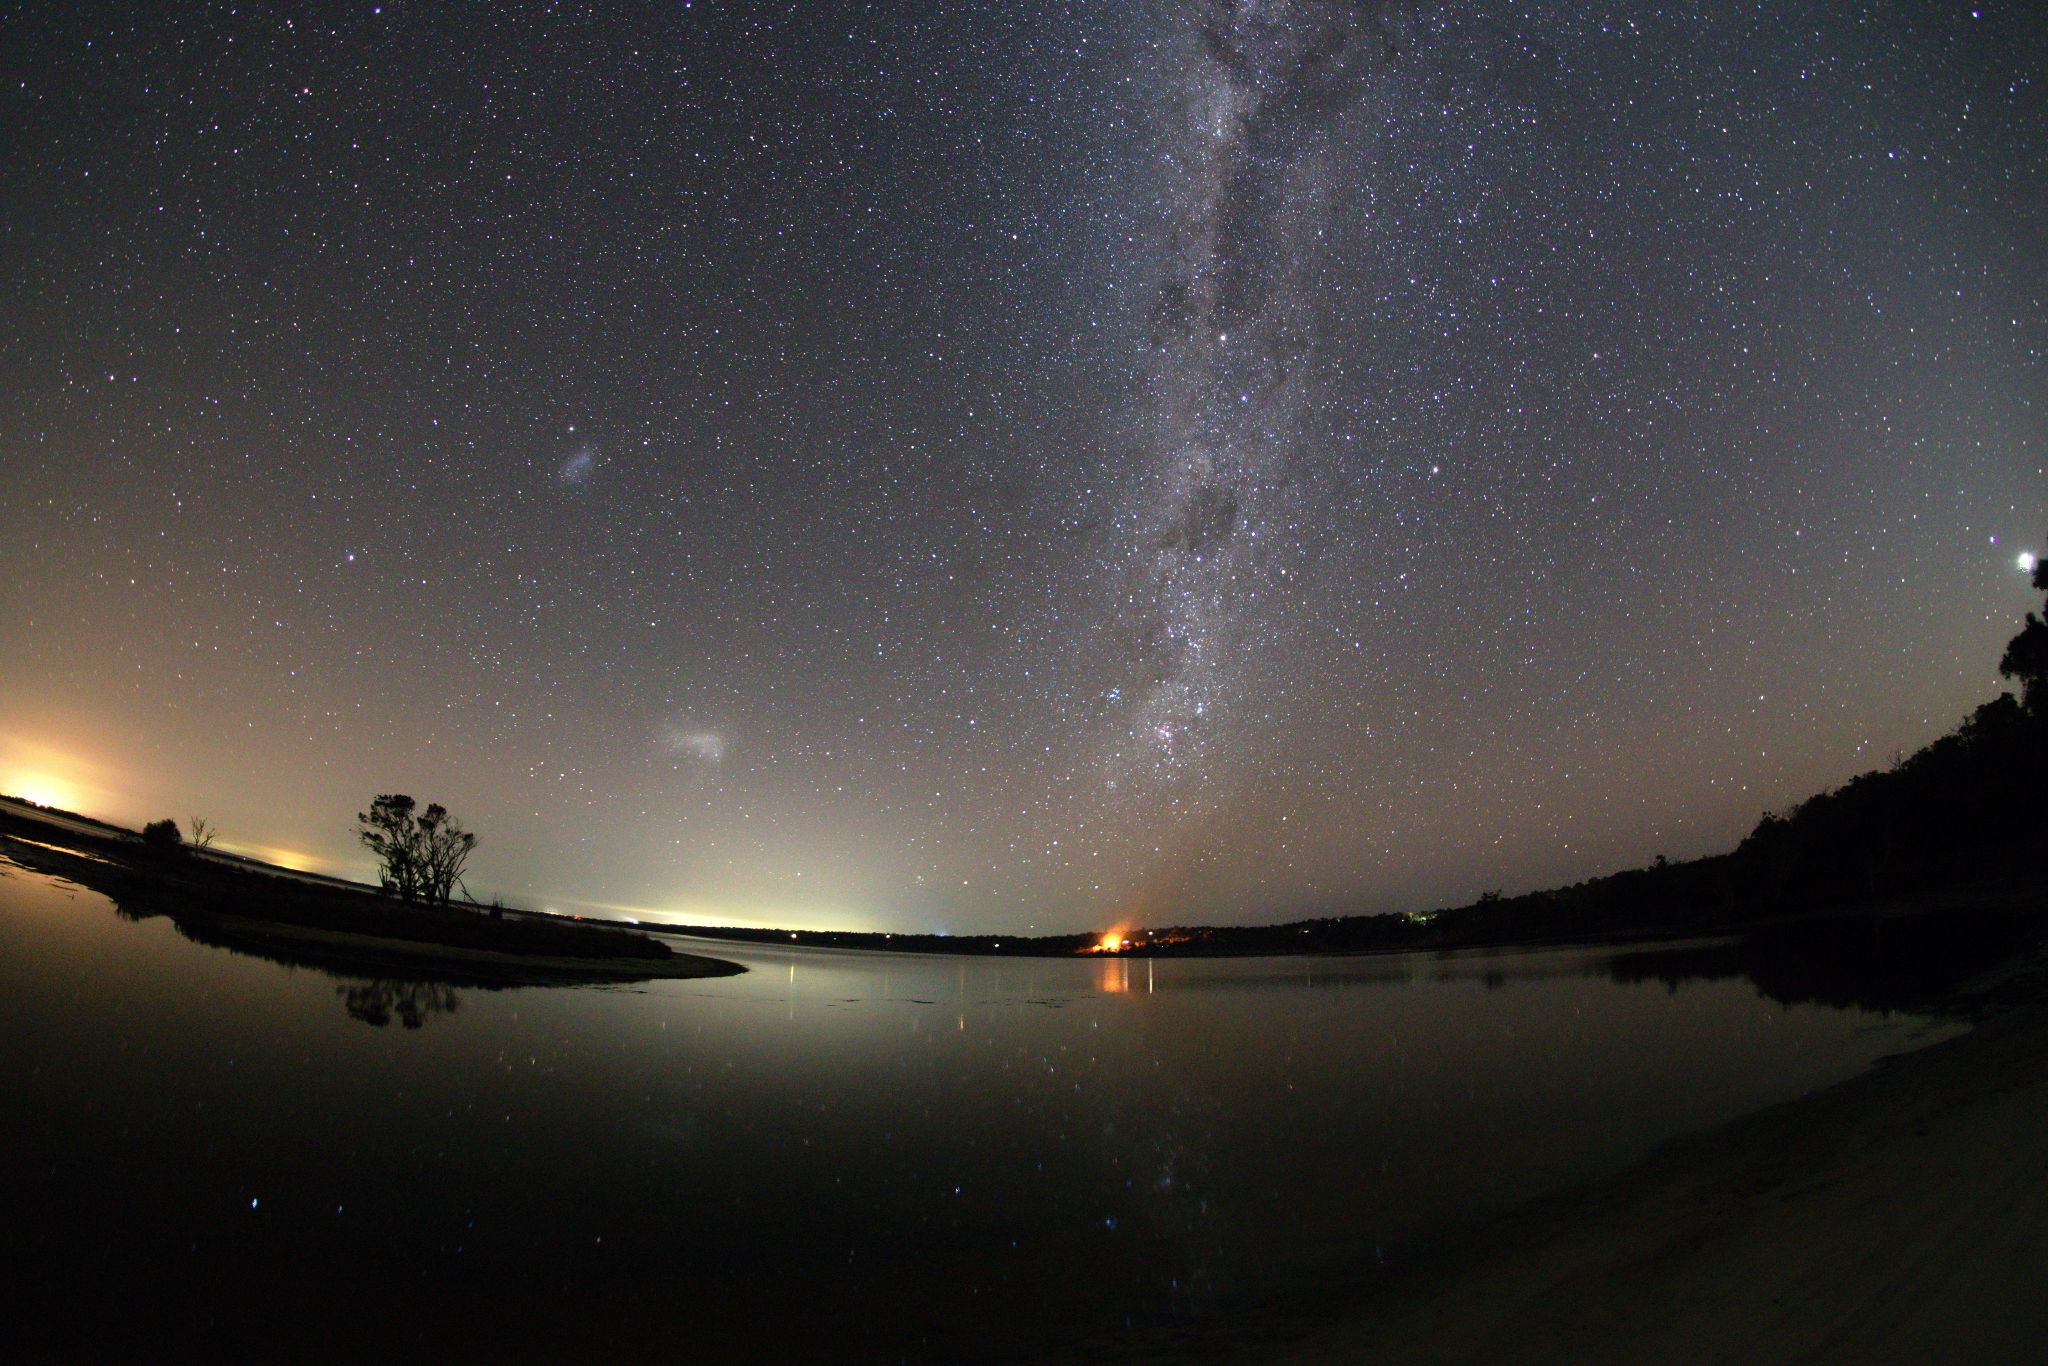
[{"x1": 0, "y1": 853, "x2": 1956, "y2": 1360}]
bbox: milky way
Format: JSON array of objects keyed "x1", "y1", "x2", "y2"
[
  {"x1": 1106, "y1": 2, "x2": 1405, "y2": 778},
  {"x1": 2, "y1": 2, "x2": 2038, "y2": 931}
]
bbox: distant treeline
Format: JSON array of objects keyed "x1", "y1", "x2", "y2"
[
  {"x1": 678, "y1": 925, "x2": 1102, "y2": 957},
  {"x1": 1607, "y1": 904, "x2": 2044, "y2": 1017},
  {"x1": 682, "y1": 691, "x2": 2046, "y2": 960},
  {"x1": 1140, "y1": 692, "x2": 2047, "y2": 956}
]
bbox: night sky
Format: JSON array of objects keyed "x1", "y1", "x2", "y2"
[{"x1": 2, "y1": 2, "x2": 2040, "y2": 933}]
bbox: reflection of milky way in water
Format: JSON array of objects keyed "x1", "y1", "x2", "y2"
[
  {"x1": 0, "y1": 859, "x2": 1962, "y2": 1362},
  {"x1": 1104, "y1": 3, "x2": 1405, "y2": 785}
]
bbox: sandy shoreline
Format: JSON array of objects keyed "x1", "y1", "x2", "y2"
[
  {"x1": 1117, "y1": 977, "x2": 2048, "y2": 1364},
  {"x1": 180, "y1": 908, "x2": 746, "y2": 982}
]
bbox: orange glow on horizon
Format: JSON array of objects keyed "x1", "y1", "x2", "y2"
[
  {"x1": 1, "y1": 733, "x2": 129, "y2": 824},
  {"x1": 561, "y1": 895, "x2": 878, "y2": 934},
  {"x1": 5, "y1": 771, "x2": 82, "y2": 813},
  {"x1": 217, "y1": 842, "x2": 327, "y2": 874}
]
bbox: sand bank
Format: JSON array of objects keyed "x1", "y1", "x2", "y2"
[
  {"x1": 1139, "y1": 989, "x2": 2048, "y2": 1363},
  {"x1": 178, "y1": 908, "x2": 745, "y2": 983}
]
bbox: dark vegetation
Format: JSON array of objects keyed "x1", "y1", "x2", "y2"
[
  {"x1": 1606, "y1": 907, "x2": 2046, "y2": 1018},
  {"x1": 1128, "y1": 686, "x2": 2043, "y2": 958},
  {"x1": 681, "y1": 925, "x2": 1103, "y2": 956},
  {"x1": 683, "y1": 562, "x2": 2048, "y2": 960},
  {"x1": 678, "y1": 686, "x2": 2042, "y2": 960},
  {"x1": 6, "y1": 565, "x2": 2044, "y2": 976},
  {"x1": 0, "y1": 801, "x2": 727, "y2": 980},
  {"x1": 355, "y1": 793, "x2": 478, "y2": 906},
  {"x1": 0, "y1": 797, "x2": 750, "y2": 1028}
]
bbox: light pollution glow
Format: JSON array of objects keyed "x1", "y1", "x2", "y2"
[
  {"x1": 2, "y1": 735, "x2": 121, "y2": 820},
  {"x1": 0, "y1": 3, "x2": 2038, "y2": 938},
  {"x1": 0, "y1": 742, "x2": 873, "y2": 929}
]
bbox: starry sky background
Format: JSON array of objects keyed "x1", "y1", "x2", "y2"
[{"x1": 2, "y1": 1, "x2": 2041, "y2": 933}]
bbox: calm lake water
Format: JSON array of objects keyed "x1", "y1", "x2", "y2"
[{"x1": 1, "y1": 851, "x2": 1957, "y2": 1361}]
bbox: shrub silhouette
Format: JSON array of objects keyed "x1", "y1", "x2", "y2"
[{"x1": 1999, "y1": 557, "x2": 2048, "y2": 713}]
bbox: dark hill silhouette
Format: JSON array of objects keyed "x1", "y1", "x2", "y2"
[
  {"x1": 686, "y1": 563, "x2": 2048, "y2": 960},
  {"x1": 676, "y1": 688, "x2": 2044, "y2": 963}
]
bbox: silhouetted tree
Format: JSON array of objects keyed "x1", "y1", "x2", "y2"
[
  {"x1": 354, "y1": 794, "x2": 478, "y2": 906},
  {"x1": 414, "y1": 802, "x2": 479, "y2": 905},
  {"x1": 1999, "y1": 559, "x2": 2048, "y2": 714},
  {"x1": 187, "y1": 815, "x2": 218, "y2": 851},
  {"x1": 141, "y1": 818, "x2": 182, "y2": 851},
  {"x1": 356, "y1": 795, "x2": 420, "y2": 899}
]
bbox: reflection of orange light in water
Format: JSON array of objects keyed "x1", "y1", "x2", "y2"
[{"x1": 1097, "y1": 958, "x2": 1131, "y2": 994}]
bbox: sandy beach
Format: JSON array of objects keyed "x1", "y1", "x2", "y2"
[{"x1": 1127, "y1": 978, "x2": 2048, "y2": 1363}]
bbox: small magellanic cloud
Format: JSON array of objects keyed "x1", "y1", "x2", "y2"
[{"x1": 559, "y1": 446, "x2": 599, "y2": 485}]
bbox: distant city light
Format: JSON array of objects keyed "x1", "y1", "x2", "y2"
[{"x1": 4, "y1": 771, "x2": 79, "y2": 811}]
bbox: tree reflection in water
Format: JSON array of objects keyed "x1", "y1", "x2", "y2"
[
  {"x1": 338, "y1": 978, "x2": 461, "y2": 1029},
  {"x1": 1605, "y1": 907, "x2": 2042, "y2": 1016}
]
